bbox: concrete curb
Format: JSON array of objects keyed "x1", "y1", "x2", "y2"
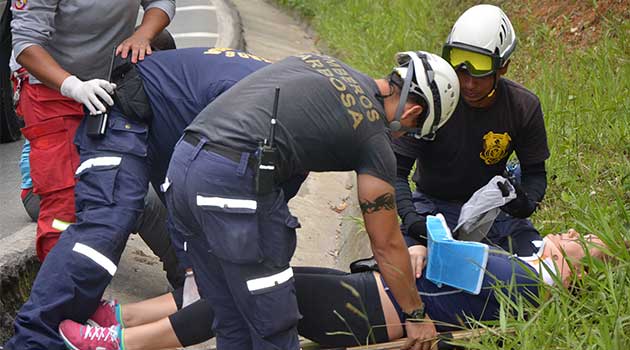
[
  {"x1": 0, "y1": 224, "x2": 39, "y2": 344},
  {"x1": 213, "y1": 0, "x2": 244, "y2": 50}
]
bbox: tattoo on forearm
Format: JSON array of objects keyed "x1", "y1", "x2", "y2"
[{"x1": 360, "y1": 193, "x2": 395, "y2": 214}]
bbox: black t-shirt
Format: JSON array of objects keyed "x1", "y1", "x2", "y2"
[
  {"x1": 393, "y1": 78, "x2": 550, "y2": 201},
  {"x1": 186, "y1": 54, "x2": 396, "y2": 185}
]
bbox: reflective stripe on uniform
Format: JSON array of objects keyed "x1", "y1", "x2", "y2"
[
  {"x1": 160, "y1": 177, "x2": 171, "y2": 192},
  {"x1": 196, "y1": 195, "x2": 257, "y2": 210},
  {"x1": 246, "y1": 267, "x2": 293, "y2": 292},
  {"x1": 51, "y1": 218, "x2": 72, "y2": 231},
  {"x1": 72, "y1": 243, "x2": 117, "y2": 276},
  {"x1": 75, "y1": 156, "x2": 122, "y2": 175}
]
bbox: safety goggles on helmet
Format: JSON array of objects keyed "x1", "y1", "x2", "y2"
[{"x1": 442, "y1": 45, "x2": 500, "y2": 78}]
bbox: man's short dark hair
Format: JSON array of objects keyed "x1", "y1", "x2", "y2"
[{"x1": 387, "y1": 71, "x2": 427, "y2": 110}]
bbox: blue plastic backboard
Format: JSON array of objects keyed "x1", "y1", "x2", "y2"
[{"x1": 425, "y1": 214, "x2": 489, "y2": 294}]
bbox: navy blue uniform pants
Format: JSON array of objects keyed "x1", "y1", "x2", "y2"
[
  {"x1": 5, "y1": 111, "x2": 153, "y2": 350},
  {"x1": 410, "y1": 191, "x2": 541, "y2": 256},
  {"x1": 164, "y1": 136, "x2": 301, "y2": 350}
]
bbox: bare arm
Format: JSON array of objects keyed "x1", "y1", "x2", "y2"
[
  {"x1": 358, "y1": 174, "x2": 420, "y2": 312},
  {"x1": 16, "y1": 45, "x2": 70, "y2": 91},
  {"x1": 17, "y1": 44, "x2": 116, "y2": 113},
  {"x1": 357, "y1": 174, "x2": 436, "y2": 349}
]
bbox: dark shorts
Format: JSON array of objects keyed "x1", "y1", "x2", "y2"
[{"x1": 293, "y1": 266, "x2": 389, "y2": 347}]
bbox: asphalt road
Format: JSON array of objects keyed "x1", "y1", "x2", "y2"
[{"x1": 0, "y1": 1, "x2": 220, "y2": 240}]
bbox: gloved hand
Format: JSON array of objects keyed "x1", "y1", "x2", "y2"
[
  {"x1": 60, "y1": 75, "x2": 116, "y2": 114},
  {"x1": 497, "y1": 180, "x2": 511, "y2": 197},
  {"x1": 182, "y1": 270, "x2": 200, "y2": 308},
  {"x1": 407, "y1": 220, "x2": 428, "y2": 246},
  {"x1": 500, "y1": 179, "x2": 537, "y2": 218}
]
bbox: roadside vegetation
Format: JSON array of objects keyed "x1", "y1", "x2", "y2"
[{"x1": 276, "y1": 0, "x2": 630, "y2": 348}]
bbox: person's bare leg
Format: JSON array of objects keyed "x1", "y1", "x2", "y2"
[
  {"x1": 121, "y1": 293, "x2": 178, "y2": 328},
  {"x1": 122, "y1": 318, "x2": 182, "y2": 350}
]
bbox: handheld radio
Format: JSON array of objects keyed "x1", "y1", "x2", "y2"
[{"x1": 255, "y1": 87, "x2": 280, "y2": 195}]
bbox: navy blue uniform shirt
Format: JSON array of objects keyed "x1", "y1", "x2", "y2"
[{"x1": 135, "y1": 47, "x2": 270, "y2": 189}]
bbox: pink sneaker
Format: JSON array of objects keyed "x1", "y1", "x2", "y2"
[
  {"x1": 87, "y1": 299, "x2": 120, "y2": 328},
  {"x1": 59, "y1": 319, "x2": 122, "y2": 350}
]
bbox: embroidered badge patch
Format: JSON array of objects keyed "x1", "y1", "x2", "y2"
[
  {"x1": 480, "y1": 131, "x2": 511, "y2": 165},
  {"x1": 14, "y1": 0, "x2": 28, "y2": 10}
]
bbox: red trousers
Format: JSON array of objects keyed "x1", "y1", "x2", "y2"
[{"x1": 18, "y1": 79, "x2": 84, "y2": 261}]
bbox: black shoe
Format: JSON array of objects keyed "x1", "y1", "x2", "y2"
[{"x1": 349, "y1": 256, "x2": 379, "y2": 273}]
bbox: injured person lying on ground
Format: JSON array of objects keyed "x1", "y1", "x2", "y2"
[{"x1": 57, "y1": 228, "x2": 619, "y2": 350}]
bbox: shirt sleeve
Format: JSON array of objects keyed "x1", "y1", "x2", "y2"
[
  {"x1": 514, "y1": 97, "x2": 550, "y2": 165},
  {"x1": 355, "y1": 133, "x2": 396, "y2": 187},
  {"x1": 142, "y1": 0, "x2": 176, "y2": 21},
  {"x1": 11, "y1": 0, "x2": 58, "y2": 58}
]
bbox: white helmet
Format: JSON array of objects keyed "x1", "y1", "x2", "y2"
[
  {"x1": 443, "y1": 5, "x2": 517, "y2": 76},
  {"x1": 390, "y1": 51, "x2": 459, "y2": 140}
]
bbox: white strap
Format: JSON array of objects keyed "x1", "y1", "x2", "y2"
[
  {"x1": 75, "y1": 156, "x2": 122, "y2": 175},
  {"x1": 246, "y1": 267, "x2": 293, "y2": 292},
  {"x1": 72, "y1": 243, "x2": 117, "y2": 276},
  {"x1": 196, "y1": 195, "x2": 257, "y2": 210}
]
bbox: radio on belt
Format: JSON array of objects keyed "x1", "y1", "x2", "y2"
[{"x1": 255, "y1": 87, "x2": 281, "y2": 195}]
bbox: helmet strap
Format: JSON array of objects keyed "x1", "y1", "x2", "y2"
[
  {"x1": 389, "y1": 60, "x2": 414, "y2": 132},
  {"x1": 466, "y1": 71, "x2": 498, "y2": 103},
  {"x1": 484, "y1": 72, "x2": 499, "y2": 99},
  {"x1": 484, "y1": 61, "x2": 509, "y2": 100}
]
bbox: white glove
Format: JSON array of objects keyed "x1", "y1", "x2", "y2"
[
  {"x1": 60, "y1": 75, "x2": 116, "y2": 114},
  {"x1": 182, "y1": 270, "x2": 200, "y2": 308}
]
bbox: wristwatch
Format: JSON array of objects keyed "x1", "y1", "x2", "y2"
[{"x1": 403, "y1": 304, "x2": 426, "y2": 322}]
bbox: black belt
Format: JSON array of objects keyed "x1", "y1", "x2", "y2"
[{"x1": 183, "y1": 132, "x2": 256, "y2": 168}]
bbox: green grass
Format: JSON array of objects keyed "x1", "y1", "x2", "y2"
[{"x1": 275, "y1": 0, "x2": 630, "y2": 348}]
